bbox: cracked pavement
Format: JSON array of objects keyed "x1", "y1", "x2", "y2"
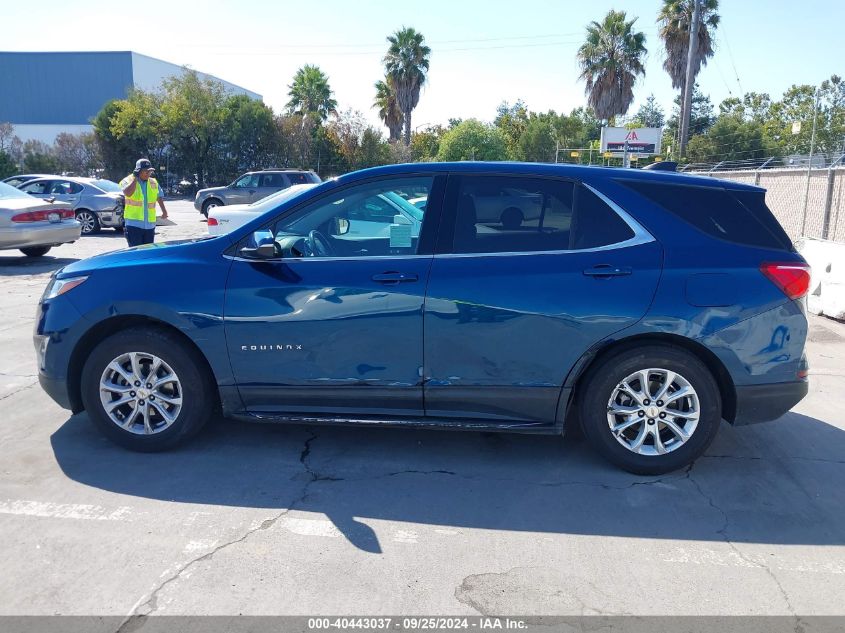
[{"x1": 1, "y1": 201, "x2": 845, "y2": 617}]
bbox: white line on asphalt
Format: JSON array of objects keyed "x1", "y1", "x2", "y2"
[{"x1": 0, "y1": 499, "x2": 133, "y2": 521}]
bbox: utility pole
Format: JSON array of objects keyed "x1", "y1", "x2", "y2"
[
  {"x1": 800, "y1": 87, "x2": 820, "y2": 236},
  {"x1": 678, "y1": 0, "x2": 701, "y2": 159}
]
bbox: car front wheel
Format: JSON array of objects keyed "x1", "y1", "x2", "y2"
[
  {"x1": 80, "y1": 327, "x2": 214, "y2": 451},
  {"x1": 578, "y1": 345, "x2": 722, "y2": 475}
]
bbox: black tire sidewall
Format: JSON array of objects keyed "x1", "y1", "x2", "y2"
[
  {"x1": 20, "y1": 246, "x2": 51, "y2": 257},
  {"x1": 579, "y1": 345, "x2": 722, "y2": 475},
  {"x1": 81, "y1": 328, "x2": 212, "y2": 451}
]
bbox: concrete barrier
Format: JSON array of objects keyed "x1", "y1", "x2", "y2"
[{"x1": 797, "y1": 237, "x2": 845, "y2": 320}]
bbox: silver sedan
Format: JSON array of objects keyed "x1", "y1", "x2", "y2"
[
  {"x1": 18, "y1": 177, "x2": 125, "y2": 235},
  {"x1": 0, "y1": 182, "x2": 81, "y2": 257}
]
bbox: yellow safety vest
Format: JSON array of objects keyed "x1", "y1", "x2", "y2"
[{"x1": 120, "y1": 175, "x2": 159, "y2": 223}]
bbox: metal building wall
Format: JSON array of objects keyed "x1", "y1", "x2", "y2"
[{"x1": 0, "y1": 51, "x2": 134, "y2": 124}]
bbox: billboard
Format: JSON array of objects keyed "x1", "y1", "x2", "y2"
[{"x1": 600, "y1": 127, "x2": 662, "y2": 156}]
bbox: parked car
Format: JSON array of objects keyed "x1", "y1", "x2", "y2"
[
  {"x1": 35, "y1": 162, "x2": 809, "y2": 474},
  {"x1": 2, "y1": 174, "x2": 54, "y2": 188},
  {"x1": 194, "y1": 169, "x2": 321, "y2": 217},
  {"x1": 207, "y1": 184, "x2": 424, "y2": 245},
  {"x1": 0, "y1": 181, "x2": 80, "y2": 257},
  {"x1": 18, "y1": 177, "x2": 124, "y2": 235}
]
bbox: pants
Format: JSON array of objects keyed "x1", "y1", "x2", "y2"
[{"x1": 125, "y1": 226, "x2": 156, "y2": 247}]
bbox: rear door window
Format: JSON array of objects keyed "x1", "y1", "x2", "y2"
[
  {"x1": 21, "y1": 180, "x2": 52, "y2": 195},
  {"x1": 620, "y1": 180, "x2": 792, "y2": 250},
  {"x1": 449, "y1": 176, "x2": 634, "y2": 254}
]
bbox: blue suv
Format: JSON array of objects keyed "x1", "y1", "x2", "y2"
[{"x1": 35, "y1": 163, "x2": 810, "y2": 474}]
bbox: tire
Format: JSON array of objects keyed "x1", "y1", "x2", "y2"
[
  {"x1": 578, "y1": 345, "x2": 722, "y2": 475},
  {"x1": 75, "y1": 209, "x2": 100, "y2": 235},
  {"x1": 80, "y1": 327, "x2": 214, "y2": 452},
  {"x1": 500, "y1": 207, "x2": 524, "y2": 229},
  {"x1": 20, "y1": 246, "x2": 51, "y2": 257},
  {"x1": 201, "y1": 198, "x2": 222, "y2": 218}
]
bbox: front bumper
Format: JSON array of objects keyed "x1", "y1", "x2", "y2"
[
  {"x1": 0, "y1": 222, "x2": 81, "y2": 250},
  {"x1": 732, "y1": 380, "x2": 809, "y2": 425}
]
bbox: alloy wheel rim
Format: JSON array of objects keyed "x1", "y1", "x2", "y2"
[
  {"x1": 78, "y1": 212, "x2": 95, "y2": 233},
  {"x1": 606, "y1": 368, "x2": 700, "y2": 456},
  {"x1": 99, "y1": 351, "x2": 183, "y2": 435}
]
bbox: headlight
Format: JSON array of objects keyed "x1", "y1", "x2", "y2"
[{"x1": 43, "y1": 276, "x2": 88, "y2": 299}]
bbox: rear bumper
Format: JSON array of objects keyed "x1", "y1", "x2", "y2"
[
  {"x1": 732, "y1": 380, "x2": 809, "y2": 425},
  {"x1": 0, "y1": 222, "x2": 81, "y2": 250}
]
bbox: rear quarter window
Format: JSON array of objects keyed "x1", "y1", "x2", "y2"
[{"x1": 619, "y1": 180, "x2": 792, "y2": 251}]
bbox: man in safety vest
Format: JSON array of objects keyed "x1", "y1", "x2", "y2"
[{"x1": 120, "y1": 158, "x2": 168, "y2": 247}]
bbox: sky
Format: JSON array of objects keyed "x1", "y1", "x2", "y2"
[{"x1": 2, "y1": 0, "x2": 841, "y2": 134}]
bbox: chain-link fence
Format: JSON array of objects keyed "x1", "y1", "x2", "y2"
[{"x1": 689, "y1": 166, "x2": 845, "y2": 243}]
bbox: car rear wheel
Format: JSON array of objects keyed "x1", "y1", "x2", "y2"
[
  {"x1": 578, "y1": 345, "x2": 722, "y2": 475},
  {"x1": 81, "y1": 327, "x2": 214, "y2": 452},
  {"x1": 201, "y1": 199, "x2": 222, "y2": 218},
  {"x1": 20, "y1": 246, "x2": 51, "y2": 257},
  {"x1": 76, "y1": 210, "x2": 100, "y2": 235}
]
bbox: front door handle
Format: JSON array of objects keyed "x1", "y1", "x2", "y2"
[
  {"x1": 372, "y1": 272, "x2": 419, "y2": 284},
  {"x1": 583, "y1": 265, "x2": 632, "y2": 278}
]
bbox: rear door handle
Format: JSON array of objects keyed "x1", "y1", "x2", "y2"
[
  {"x1": 583, "y1": 265, "x2": 632, "y2": 278},
  {"x1": 372, "y1": 272, "x2": 419, "y2": 284}
]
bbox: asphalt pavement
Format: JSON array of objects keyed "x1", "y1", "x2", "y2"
[{"x1": 1, "y1": 200, "x2": 844, "y2": 618}]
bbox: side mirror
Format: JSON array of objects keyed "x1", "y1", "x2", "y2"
[
  {"x1": 331, "y1": 217, "x2": 350, "y2": 236},
  {"x1": 239, "y1": 230, "x2": 278, "y2": 259}
]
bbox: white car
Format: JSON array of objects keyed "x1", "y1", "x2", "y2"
[
  {"x1": 207, "y1": 184, "x2": 317, "y2": 235},
  {"x1": 207, "y1": 184, "x2": 425, "y2": 242},
  {"x1": 0, "y1": 182, "x2": 81, "y2": 257}
]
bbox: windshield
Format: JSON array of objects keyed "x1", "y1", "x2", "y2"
[
  {"x1": 90, "y1": 179, "x2": 121, "y2": 193},
  {"x1": 0, "y1": 181, "x2": 32, "y2": 201},
  {"x1": 248, "y1": 183, "x2": 317, "y2": 207}
]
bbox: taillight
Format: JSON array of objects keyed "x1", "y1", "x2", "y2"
[
  {"x1": 760, "y1": 262, "x2": 811, "y2": 300},
  {"x1": 11, "y1": 209, "x2": 74, "y2": 222},
  {"x1": 207, "y1": 217, "x2": 219, "y2": 226}
]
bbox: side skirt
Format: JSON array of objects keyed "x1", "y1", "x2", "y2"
[{"x1": 227, "y1": 411, "x2": 562, "y2": 435}]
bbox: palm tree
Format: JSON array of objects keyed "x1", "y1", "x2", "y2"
[
  {"x1": 383, "y1": 27, "x2": 431, "y2": 145},
  {"x1": 286, "y1": 65, "x2": 338, "y2": 122},
  {"x1": 373, "y1": 77, "x2": 403, "y2": 142},
  {"x1": 577, "y1": 10, "x2": 647, "y2": 122},
  {"x1": 658, "y1": 0, "x2": 719, "y2": 95}
]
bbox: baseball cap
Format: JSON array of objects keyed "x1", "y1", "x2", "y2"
[{"x1": 135, "y1": 159, "x2": 154, "y2": 171}]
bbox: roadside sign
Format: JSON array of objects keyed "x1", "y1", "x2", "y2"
[
  {"x1": 603, "y1": 151, "x2": 613, "y2": 158},
  {"x1": 600, "y1": 127, "x2": 662, "y2": 156},
  {"x1": 570, "y1": 151, "x2": 580, "y2": 158},
  {"x1": 792, "y1": 121, "x2": 802, "y2": 135}
]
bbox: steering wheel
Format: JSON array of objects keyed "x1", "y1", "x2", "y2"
[{"x1": 306, "y1": 230, "x2": 333, "y2": 257}]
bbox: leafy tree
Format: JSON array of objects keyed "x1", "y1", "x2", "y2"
[
  {"x1": 92, "y1": 100, "x2": 142, "y2": 181},
  {"x1": 436, "y1": 119, "x2": 507, "y2": 162},
  {"x1": 494, "y1": 100, "x2": 529, "y2": 160},
  {"x1": 577, "y1": 10, "x2": 647, "y2": 122},
  {"x1": 107, "y1": 89, "x2": 168, "y2": 179},
  {"x1": 0, "y1": 150, "x2": 16, "y2": 179},
  {"x1": 22, "y1": 140, "x2": 59, "y2": 174},
  {"x1": 384, "y1": 27, "x2": 431, "y2": 145},
  {"x1": 666, "y1": 83, "x2": 714, "y2": 142},
  {"x1": 160, "y1": 70, "x2": 227, "y2": 188},
  {"x1": 570, "y1": 107, "x2": 602, "y2": 146},
  {"x1": 53, "y1": 132, "x2": 101, "y2": 176},
  {"x1": 286, "y1": 65, "x2": 337, "y2": 122},
  {"x1": 410, "y1": 125, "x2": 445, "y2": 161},
  {"x1": 686, "y1": 115, "x2": 771, "y2": 163},
  {"x1": 633, "y1": 94, "x2": 666, "y2": 128},
  {"x1": 219, "y1": 94, "x2": 277, "y2": 179},
  {"x1": 658, "y1": 0, "x2": 719, "y2": 97},
  {"x1": 518, "y1": 113, "x2": 558, "y2": 162},
  {"x1": 374, "y1": 78, "x2": 403, "y2": 142}
]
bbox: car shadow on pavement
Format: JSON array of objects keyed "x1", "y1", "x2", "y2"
[
  {"x1": 50, "y1": 411, "x2": 845, "y2": 553},
  {"x1": 0, "y1": 256, "x2": 79, "y2": 275}
]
